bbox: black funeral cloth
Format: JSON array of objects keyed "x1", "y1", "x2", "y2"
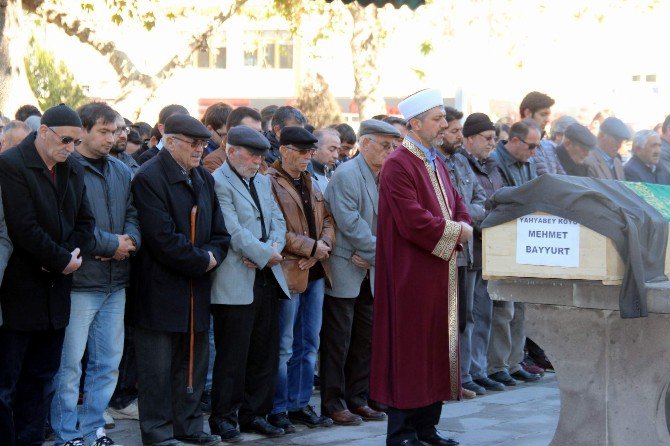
[{"x1": 481, "y1": 174, "x2": 668, "y2": 318}]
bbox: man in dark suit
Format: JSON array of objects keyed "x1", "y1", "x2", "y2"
[
  {"x1": 0, "y1": 103, "x2": 95, "y2": 446},
  {"x1": 624, "y1": 130, "x2": 670, "y2": 185},
  {"x1": 131, "y1": 114, "x2": 230, "y2": 446}
]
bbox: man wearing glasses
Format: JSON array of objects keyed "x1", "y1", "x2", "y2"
[
  {"x1": 0, "y1": 103, "x2": 95, "y2": 446},
  {"x1": 131, "y1": 114, "x2": 230, "y2": 446},
  {"x1": 266, "y1": 127, "x2": 336, "y2": 432},
  {"x1": 320, "y1": 120, "x2": 400, "y2": 427},
  {"x1": 487, "y1": 120, "x2": 543, "y2": 388}
]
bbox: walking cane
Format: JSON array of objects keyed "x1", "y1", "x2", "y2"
[{"x1": 187, "y1": 205, "x2": 198, "y2": 394}]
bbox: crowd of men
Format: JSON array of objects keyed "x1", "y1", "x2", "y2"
[{"x1": 0, "y1": 89, "x2": 668, "y2": 446}]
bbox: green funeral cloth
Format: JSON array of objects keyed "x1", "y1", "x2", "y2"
[{"x1": 623, "y1": 181, "x2": 670, "y2": 221}]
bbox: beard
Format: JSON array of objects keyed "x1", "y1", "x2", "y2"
[
  {"x1": 441, "y1": 140, "x2": 461, "y2": 154},
  {"x1": 110, "y1": 142, "x2": 126, "y2": 154}
]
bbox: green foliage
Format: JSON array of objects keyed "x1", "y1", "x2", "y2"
[
  {"x1": 79, "y1": 0, "x2": 166, "y2": 30},
  {"x1": 24, "y1": 39, "x2": 89, "y2": 111},
  {"x1": 419, "y1": 40, "x2": 433, "y2": 56}
]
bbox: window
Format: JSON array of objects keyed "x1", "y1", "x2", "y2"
[
  {"x1": 646, "y1": 74, "x2": 657, "y2": 82},
  {"x1": 197, "y1": 49, "x2": 209, "y2": 68},
  {"x1": 632, "y1": 75, "x2": 640, "y2": 82},
  {"x1": 193, "y1": 37, "x2": 227, "y2": 69},
  {"x1": 215, "y1": 47, "x2": 226, "y2": 69},
  {"x1": 243, "y1": 31, "x2": 293, "y2": 69}
]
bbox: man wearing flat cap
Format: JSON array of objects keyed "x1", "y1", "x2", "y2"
[
  {"x1": 584, "y1": 116, "x2": 630, "y2": 180},
  {"x1": 131, "y1": 113, "x2": 230, "y2": 446},
  {"x1": 207, "y1": 126, "x2": 290, "y2": 442},
  {"x1": 0, "y1": 103, "x2": 95, "y2": 446},
  {"x1": 370, "y1": 89, "x2": 472, "y2": 446},
  {"x1": 264, "y1": 126, "x2": 336, "y2": 432},
  {"x1": 320, "y1": 119, "x2": 399, "y2": 427},
  {"x1": 555, "y1": 123, "x2": 597, "y2": 177}
]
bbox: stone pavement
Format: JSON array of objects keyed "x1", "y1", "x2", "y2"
[{"x1": 50, "y1": 373, "x2": 559, "y2": 446}]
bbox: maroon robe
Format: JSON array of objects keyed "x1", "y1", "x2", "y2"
[{"x1": 370, "y1": 138, "x2": 471, "y2": 409}]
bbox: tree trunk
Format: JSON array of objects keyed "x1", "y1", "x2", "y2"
[
  {"x1": 0, "y1": 0, "x2": 38, "y2": 116},
  {"x1": 348, "y1": 3, "x2": 387, "y2": 120}
]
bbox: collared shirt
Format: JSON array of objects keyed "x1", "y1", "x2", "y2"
[
  {"x1": 229, "y1": 163, "x2": 267, "y2": 242},
  {"x1": 407, "y1": 134, "x2": 436, "y2": 170}
]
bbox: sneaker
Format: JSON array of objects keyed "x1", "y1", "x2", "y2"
[
  {"x1": 107, "y1": 400, "x2": 139, "y2": 420},
  {"x1": 90, "y1": 428, "x2": 121, "y2": 446},
  {"x1": 64, "y1": 439, "x2": 86, "y2": 446},
  {"x1": 103, "y1": 410, "x2": 115, "y2": 430}
]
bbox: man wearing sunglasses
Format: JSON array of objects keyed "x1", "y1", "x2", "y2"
[
  {"x1": 487, "y1": 120, "x2": 542, "y2": 389},
  {"x1": 267, "y1": 127, "x2": 336, "y2": 432},
  {"x1": 0, "y1": 103, "x2": 96, "y2": 446}
]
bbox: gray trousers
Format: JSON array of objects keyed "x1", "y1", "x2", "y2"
[
  {"x1": 458, "y1": 268, "x2": 478, "y2": 383},
  {"x1": 134, "y1": 327, "x2": 208, "y2": 444},
  {"x1": 487, "y1": 300, "x2": 525, "y2": 374},
  {"x1": 466, "y1": 271, "x2": 494, "y2": 381}
]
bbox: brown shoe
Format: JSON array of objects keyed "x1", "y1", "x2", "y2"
[
  {"x1": 461, "y1": 387, "x2": 477, "y2": 399},
  {"x1": 329, "y1": 409, "x2": 363, "y2": 426},
  {"x1": 351, "y1": 405, "x2": 387, "y2": 421}
]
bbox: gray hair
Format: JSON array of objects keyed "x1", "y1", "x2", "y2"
[
  {"x1": 1, "y1": 120, "x2": 30, "y2": 137},
  {"x1": 632, "y1": 129, "x2": 658, "y2": 150},
  {"x1": 407, "y1": 106, "x2": 446, "y2": 131},
  {"x1": 313, "y1": 128, "x2": 340, "y2": 148}
]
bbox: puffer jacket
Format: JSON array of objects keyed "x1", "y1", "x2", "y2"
[
  {"x1": 267, "y1": 161, "x2": 335, "y2": 293},
  {"x1": 71, "y1": 152, "x2": 141, "y2": 293}
]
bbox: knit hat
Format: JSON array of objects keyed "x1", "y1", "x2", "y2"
[
  {"x1": 462, "y1": 113, "x2": 495, "y2": 138},
  {"x1": 41, "y1": 103, "x2": 82, "y2": 128}
]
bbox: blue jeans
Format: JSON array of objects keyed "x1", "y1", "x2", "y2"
[
  {"x1": 51, "y1": 289, "x2": 125, "y2": 445},
  {"x1": 272, "y1": 278, "x2": 324, "y2": 414}
]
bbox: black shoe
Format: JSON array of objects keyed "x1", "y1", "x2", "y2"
[
  {"x1": 268, "y1": 412, "x2": 297, "y2": 434},
  {"x1": 399, "y1": 440, "x2": 423, "y2": 446},
  {"x1": 511, "y1": 368, "x2": 542, "y2": 382},
  {"x1": 199, "y1": 389, "x2": 212, "y2": 414},
  {"x1": 489, "y1": 370, "x2": 518, "y2": 386},
  {"x1": 462, "y1": 380, "x2": 486, "y2": 395},
  {"x1": 474, "y1": 376, "x2": 506, "y2": 391},
  {"x1": 209, "y1": 419, "x2": 242, "y2": 443},
  {"x1": 175, "y1": 432, "x2": 221, "y2": 445},
  {"x1": 417, "y1": 429, "x2": 459, "y2": 446},
  {"x1": 240, "y1": 416, "x2": 285, "y2": 437},
  {"x1": 288, "y1": 405, "x2": 333, "y2": 428}
]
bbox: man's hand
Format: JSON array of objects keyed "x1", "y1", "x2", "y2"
[
  {"x1": 313, "y1": 240, "x2": 331, "y2": 260},
  {"x1": 242, "y1": 257, "x2": 257, "y2": 269},
  {"x1": 206, "y1": 251, "x2": 217, "y2": 272},
  {"x1": 112, "y1": 234, "x2": 137, "y2": 261},
  {"x1": 266, "y1": 242, "x2": 283, "y2": 267},
  {"x1": 298, "y1": 258, "x2": 318, "y2": 270},
  {"x1": 458, "y1": 222, "x2": 474, "y2": 243},
  {"x1": 63, "y1": 248, "x2": 82, "y2": 275},
  {"x1": 351, "y1": 254, "x2": 371, "y2": 270}
]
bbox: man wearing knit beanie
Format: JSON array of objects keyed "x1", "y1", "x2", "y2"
[{"x1": 0, "y1": 103, "x2": 95, "y2": 446}]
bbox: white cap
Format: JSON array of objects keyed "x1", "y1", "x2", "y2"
[{"x1": 398, "y1": 88, "x2": 444, "y2": 120}]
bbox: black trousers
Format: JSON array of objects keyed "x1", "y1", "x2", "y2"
[
  {"x1": 210, "y1": 269, "x2": 281, "y2": 427},
  {"x1": 134, "y1": 326, "x2": 208, "y2": 444},
  {"x1": 0, "y1": 327, "x2": 65, "y2": 446},
  {"x1": 110, "y1": 324, "x2": 138, "y2": 409},
  {"x1": 320, "y1": 277, "x2": 373, "y2": 415},
  {"x1": 386, "y1": 401, "x2": 442, "y2": 446}
]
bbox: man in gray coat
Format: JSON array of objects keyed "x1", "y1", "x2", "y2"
[
  {"x1": 50, "y1": 102, "x2": 140, "y2": 446},
  {"x1": 320, "y1": 120, "x2": 400, "y2": 425},
  {"x1": 209, "y1": 126, "x2": 290, "y2": 443}
]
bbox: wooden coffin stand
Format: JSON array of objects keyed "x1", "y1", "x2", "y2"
[{"x1": 483, "y1": 212, "x2": 670, "y2": 446}]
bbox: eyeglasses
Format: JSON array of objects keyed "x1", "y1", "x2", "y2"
[
  {"x1": 287, "y1": 145, "x2": 316, "y2": 155},
  {"x1": 369, "y1": 138, "x2": 395, "y2": 151},
  {"x1": 171, "y1": 136, "x2": 209, "y2": 150},
  {"x1": 114, "y1": 127, "x2": 129, "y2": 136},
  {"x1": 214, "y1": 129, "x2": 227, "y2": 139},
  {"x1": 477, "y1": 134, "x2": 495, "y2": 142},
  {"x1": 518, "y1": 137, "x2": 538, "y2": 151},
  {"x1": 48, "y1": 127, "x2": 82, "y2": 146}
]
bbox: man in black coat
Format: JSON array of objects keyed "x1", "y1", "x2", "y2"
[
  {"x1": 136, "y1": 104, "x2": 189, "y2": 166},
  {"x1": 131, "y1": 114, "x2": 230, "y2": 446},
  {"x1": 0, "y1": 103, "x2": 96, "y2": 446}
]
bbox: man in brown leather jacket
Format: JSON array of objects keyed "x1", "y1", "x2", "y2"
[{"x1": 266, "y1": 126, "x2": 336, "y2": 432}]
